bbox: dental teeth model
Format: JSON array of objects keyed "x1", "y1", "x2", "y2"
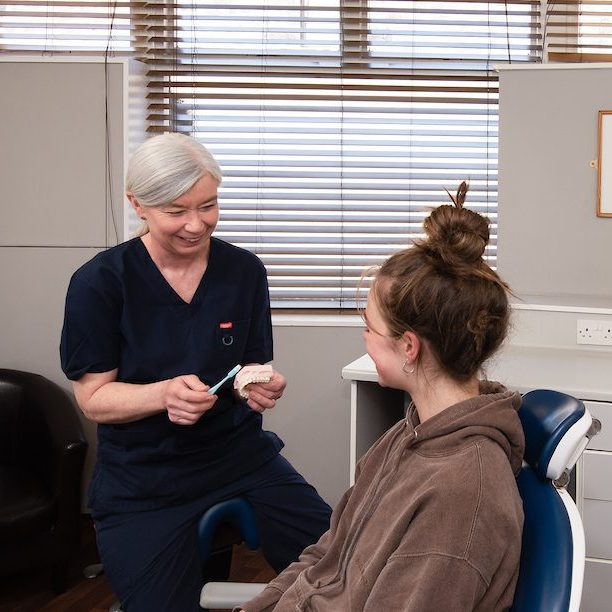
[{"x1": 234, "y1": 364, "x2": 273, "y2": 399}]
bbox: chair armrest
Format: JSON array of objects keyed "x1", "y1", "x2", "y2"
[
  {"x1": 53, "y1": 438, "x2": 87, "y2": 541},
  {"x1": 23, "y1": 372, "x2": 87, "y2": 453}
]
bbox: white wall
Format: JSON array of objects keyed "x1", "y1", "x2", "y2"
[{"x1": 265, "y1": 322, "x2": 364, "y2": 506}]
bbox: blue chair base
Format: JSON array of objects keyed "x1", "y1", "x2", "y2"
[
  {"x1": 198, "y1": 498, "x2": 261, "y2": 610},
  {"x1": 198, "y1": 497, "x2": 260, "y2": 562}
]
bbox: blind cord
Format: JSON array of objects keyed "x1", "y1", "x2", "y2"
[{"x1": 104, "y1": 0, "x2": 120, "y2": 247}]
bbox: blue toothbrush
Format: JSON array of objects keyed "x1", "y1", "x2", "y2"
[{"x1": 207, "y1": 364, "x2": 242, "y2": 395}]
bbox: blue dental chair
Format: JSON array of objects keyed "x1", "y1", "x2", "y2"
[
  {"x1": 199, "y1": 389, "x2": 600, "y2": 611},
  {"x1": 511, "y1": 389, "x2": 599, "y2": 612}
]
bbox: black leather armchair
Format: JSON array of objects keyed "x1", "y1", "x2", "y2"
[{"x1": 0, "y1": 368, "x2": 88, "y2": 593}]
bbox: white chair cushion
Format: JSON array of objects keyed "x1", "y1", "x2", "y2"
[{"x1": 200, "y1": 581, "x2": 267, "y2": 609}]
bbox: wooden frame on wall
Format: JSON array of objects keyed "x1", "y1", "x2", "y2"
[{"x1": 598, "y1": 110, "x2": 612, "y2": 217}]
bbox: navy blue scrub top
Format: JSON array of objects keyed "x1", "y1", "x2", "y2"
[{"x1": 60, "y1": 237, "x2": 283, "y2": 512}]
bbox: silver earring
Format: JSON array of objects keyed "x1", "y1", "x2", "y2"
[{"x1": 402, "y1": 360, "x2": 415, "y2": 374}]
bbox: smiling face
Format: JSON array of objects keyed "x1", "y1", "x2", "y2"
[
  {"x1": 363, "y1": 289, "x2": 406, "y2": 390},
  {"x1": 130, "y1": 173, "x2": 219, "y2": 261}
]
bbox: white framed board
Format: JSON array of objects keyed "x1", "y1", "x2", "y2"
[{"x1": 598, "y1": 110, "x2": 612, "y2": 217}]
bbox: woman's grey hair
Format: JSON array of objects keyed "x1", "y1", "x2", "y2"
[{"x1": 126, "y1": 133, "x2": 222, "y2": 236}]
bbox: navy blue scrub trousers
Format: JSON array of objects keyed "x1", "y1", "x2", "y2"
[{"x1": 92, "y1": 455, "x2": 332, "y2": 612}]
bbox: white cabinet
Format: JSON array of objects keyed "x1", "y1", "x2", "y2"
[
  {"x1": 579, "y1": 400, "x2": 612, "y2": 611},
  {"x1": 585, "y1": 401, "x2": 612, "y2": 453}
]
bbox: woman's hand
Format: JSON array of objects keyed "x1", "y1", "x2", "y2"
[
  {"x1": 164, "y1": 374, "x2": 217, "y2": 425},
  {"x1": 245, "y1": 369, "x2": 287, "y2": 413}
]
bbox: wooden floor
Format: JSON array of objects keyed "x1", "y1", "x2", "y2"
[{"x1": 0, "y1": 516, "x2": 276, "y2": 612}]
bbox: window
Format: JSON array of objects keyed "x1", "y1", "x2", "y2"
[
  {"x1": 545, "y1": 1, "x2": 612, "y2": 61},
  {"x1": 1, "y1": 0, "x2": 542, "y2": 308},
  {"x1": 144, "y1": 1, "x2": 541, "y2": 307}
]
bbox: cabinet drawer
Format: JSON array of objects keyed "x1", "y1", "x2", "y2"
[
  {"x1": 586, "y1": 401, "x2": 612, "y2": 452},
  {"x1": 583, "y1": 452, "x2": 612, "y2": 502},
  {"x1": 582, "y1": 559, "x2": 612, "y2": 612},
  {"x1": 584, "y1": 499, "x2": 612, "y2": 559}
]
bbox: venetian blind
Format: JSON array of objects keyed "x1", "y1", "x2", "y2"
[
  {"x1": 143, "y1": 0, "x2": 542, "y2": 308},
  {"x1": 0, "y1": 1, "x2": 541, "y2": 308},
  {"x1": 545, "y1": 0, "x2": 612, "y2": 61}
]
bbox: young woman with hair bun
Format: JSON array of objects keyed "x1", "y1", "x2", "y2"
[{"x1": 243, "y1": 182, "x2": 524, "y2": 612}]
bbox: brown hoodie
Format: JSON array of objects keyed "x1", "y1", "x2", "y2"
[{"x1": 243, "y1": 382, "x2": 525, "y2": 612}]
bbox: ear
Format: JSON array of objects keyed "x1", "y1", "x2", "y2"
[
  {"x1": 401, "y1": 330, "x2": 421, "y2": 365},
  {"x1": 126, "y1": 192, "x2": 145, "y2": 219}
]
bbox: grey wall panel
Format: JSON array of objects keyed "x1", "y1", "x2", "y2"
[
  {"x1": 0, "y1": 247, "x2": 102, "y2": 381},
  {"x1": 498, "y1": 66, "x2": 612, "y2": 303},
  {"x1": 264, "y1": 325, "x2": 364, "y2": 506},
  {"x1": 0, "y1": 61, "x2": 110, "y2": 246},
  {"x1": 0, "y1": 246, "x2": 103, "y2": 503}
]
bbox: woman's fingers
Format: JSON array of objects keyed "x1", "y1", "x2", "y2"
[
  {"x1": 246, "y1": 388, "x2": 277, "y2": 412},
  {"x1": 165, "y1": 375, "x2": 216, "y2": 424},
  {"x1": 167, "y1": 398, "x2": 215, "y2": 424},
  {"x1": 243, "y1": 369, "x2": 287, "y2": 412}
]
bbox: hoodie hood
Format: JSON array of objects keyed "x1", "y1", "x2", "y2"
[{"x1": 406, "y1": 380, "x2": 524, "y2": 475}]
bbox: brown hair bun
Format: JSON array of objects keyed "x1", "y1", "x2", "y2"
[
  {"x1": 421, "y1": 181, "x2": 489, "y2": 266},
  {"x1": 369, "y1": 179, "x2": 510, "y2": 382}
]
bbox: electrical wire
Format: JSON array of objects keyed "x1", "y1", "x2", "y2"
[{"x1": 104, "y1": 0, "x2": 120, "y2": 246}]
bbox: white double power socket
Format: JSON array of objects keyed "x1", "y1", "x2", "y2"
[{"x1": 577, "y1": 319, "x2": 612, "y2": 346}]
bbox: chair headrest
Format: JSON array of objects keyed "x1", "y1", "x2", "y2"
[{"x1": 519, "y1": 389, "x2": 594, "y2": 481}]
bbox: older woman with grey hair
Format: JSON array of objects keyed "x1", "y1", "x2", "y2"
[{"x1": 60, "y1": 133, "x2": 331, "y2": 612}]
